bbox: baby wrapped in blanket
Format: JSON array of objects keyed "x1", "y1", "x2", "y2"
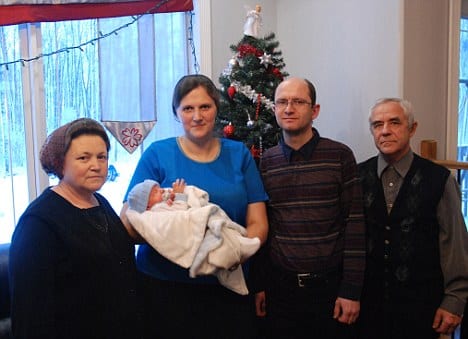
[{"x1": 125, "y1": 179, "x2": 260, "y2": 295}]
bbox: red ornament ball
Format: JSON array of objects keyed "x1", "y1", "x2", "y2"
[
  {"x1": 250, "y1": 145, "x2": 261, "y2": 158},
  {"x1": 271, "y1": 67, "x2": 283, "y2": 80},
  {"x1": 223, "y1": 123, "x2": 235, "y2": 138},
  {"x1": 227, "y1": 86, "x2": 236, "y2": 99}
]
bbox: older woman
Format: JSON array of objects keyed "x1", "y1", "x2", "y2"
[
  {"x1": 120, "y1": 74, "x2": 269, "y2": 339},
  {"x1": 9, "y1": 118, "x2": 141, "y2": 339}
]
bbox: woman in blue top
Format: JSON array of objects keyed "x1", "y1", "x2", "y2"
[{"x1": 120, "y1": 74, "x2": 269, "y2": 339}]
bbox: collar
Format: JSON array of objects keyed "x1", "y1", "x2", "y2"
[
  {"x1": 280, "y1": 127, "x2": 320, "y2": 162},
  {"x1": 377, "y1": 150, "x2": 414, "y2": 178}
]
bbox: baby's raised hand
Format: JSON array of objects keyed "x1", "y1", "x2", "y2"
[{"x1": 172, "y1": 178, "x2": 186, "y2": 193}]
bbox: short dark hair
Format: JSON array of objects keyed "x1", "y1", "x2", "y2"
[
  {"x1": 40, "y1": 118, "x2": 110, "y2": 179},
  {"x1": 172, "y1": 74, "x2": 220, "y2": 118},
  {"x1": 304, "y1": 78, "x2": 317, "y2": 106}
]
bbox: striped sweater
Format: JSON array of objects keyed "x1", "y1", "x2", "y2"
[{"x1": 259, "y1": 132, "x2": 366, "y2": 299}]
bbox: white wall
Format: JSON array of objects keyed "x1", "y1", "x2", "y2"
[
  {"x1": 210, "y1": 0, "x2": 278, "y2": 83},
  {"x1": 275, "y1": 0, "x2": 402, "y2": 162},
  {"x1": 208, "y1": 0, "x2": 454, "y2": 163},
  {"x1": 403, "y1": 0, "x2": 451, "y2": 161}
]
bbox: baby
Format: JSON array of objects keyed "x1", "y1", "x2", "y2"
[
  {"x1": 125, "y1": 178, "x2": 261, "y2": 295},
  {"x1": 128, "y1": 178, "x2": 187, "y2": 212}
]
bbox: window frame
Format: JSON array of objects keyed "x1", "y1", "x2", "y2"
[{"x1": 0, "y1": 0, "x2": 213, "y2": 244}]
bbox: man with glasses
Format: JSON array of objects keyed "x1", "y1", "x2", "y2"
[{"x1": 252, "y1": 77, "x2": 365, "y2": 339}]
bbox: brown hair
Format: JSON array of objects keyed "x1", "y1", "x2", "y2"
[
  {"x1": 172, "y1": 74, "x2": 220, "y2": 118},
  {"x1": 39, "y1": 118, "x2": 110, "y2": 179}
]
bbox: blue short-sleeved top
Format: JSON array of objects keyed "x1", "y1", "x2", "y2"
[{"x1": 124, "y1": 137, "x2": 268, "y2": 283}]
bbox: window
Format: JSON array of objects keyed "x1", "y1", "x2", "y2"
[
  {"x1": 0, "y1": 12, "x2": 192, "y2": 244},
  {"x1": 458, "y1": 17, "x2": 468, "y2": 227}
]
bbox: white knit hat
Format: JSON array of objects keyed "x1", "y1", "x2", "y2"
[{"x1": 127, "y1": 179, "x2": 160, "y2": 213}]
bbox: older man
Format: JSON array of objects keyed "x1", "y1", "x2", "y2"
[{"x1": 357, "y1": 98, "x2": 468, "y2": 339}]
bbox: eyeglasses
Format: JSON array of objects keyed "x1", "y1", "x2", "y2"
[{"x1": 274, "y1": 98, "x2": 312, "y2": 109}]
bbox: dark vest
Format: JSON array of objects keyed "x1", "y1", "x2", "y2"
[{"x1": 359, "y1": 154, "x2": 449, "y2": 304}]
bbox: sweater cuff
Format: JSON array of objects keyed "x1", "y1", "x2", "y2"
[
  {"x1": 440, "y1": 295, "x2": 466, "y2": 316},
  {"x1": 338, "y1": 282, "x2": 362, "y2": 301}
]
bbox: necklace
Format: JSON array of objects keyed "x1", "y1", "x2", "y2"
[
  {"x1": 178, "y1": 136, "x2": 220, "y2": 162},
  {"x1": 53, "y1": 184, "x2": 98, "y2": 208}
]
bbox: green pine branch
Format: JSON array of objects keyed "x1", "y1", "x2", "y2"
[{"x1": 217, "y1": 32, "x2": 289, "y2": 156}]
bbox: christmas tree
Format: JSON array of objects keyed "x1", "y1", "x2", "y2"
[{"x1": 216, "y1": 5, "x2": 288, "y2": 159}]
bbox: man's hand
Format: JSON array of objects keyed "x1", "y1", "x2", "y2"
[
  {"x1": 432, "y1": 307, "x2": 462, "y2": 334},
  {"x1": 333, "y1": 297, "x2": 360, "y2": 324}
]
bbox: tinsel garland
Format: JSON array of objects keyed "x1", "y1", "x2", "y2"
[{"x1": 230, "y1": 80, "x2": 275, "y2": 111}]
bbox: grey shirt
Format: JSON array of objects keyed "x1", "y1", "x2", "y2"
[{"x1": 377, "y1": 150, "x2": 468, "y2": 315}]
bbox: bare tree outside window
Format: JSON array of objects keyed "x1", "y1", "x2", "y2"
[
  {"x1": 0, "y1": 12, "x2": 188, "y2": 244},
  {"x1": 459, "y1": 18, "x2": 468, "y2": 227}
]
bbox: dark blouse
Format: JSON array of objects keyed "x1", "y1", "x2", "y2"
[{"x1": 9, "y1": 187, "x2": 141, "y2": 339}]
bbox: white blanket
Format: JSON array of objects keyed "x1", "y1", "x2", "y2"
[{"x1": 126, "y1": 185, "x2": 260, "y2": 295}]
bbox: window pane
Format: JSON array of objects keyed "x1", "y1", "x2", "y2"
[
  {"x1": 0, "y1": 25, "x2": 29, "y2": 244},
  {"x1": 41, "y1": 14, "x2": 186, "y2": 212},
  {"x1": 458, "y1": 18, "x2": 468, "y2": 227},
  {"x1": 42, "y1": 19, "x2": 101, "y2": 132},
  {"x1": 1, "y1": 12, "x2": 188, "y2": 243}
]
